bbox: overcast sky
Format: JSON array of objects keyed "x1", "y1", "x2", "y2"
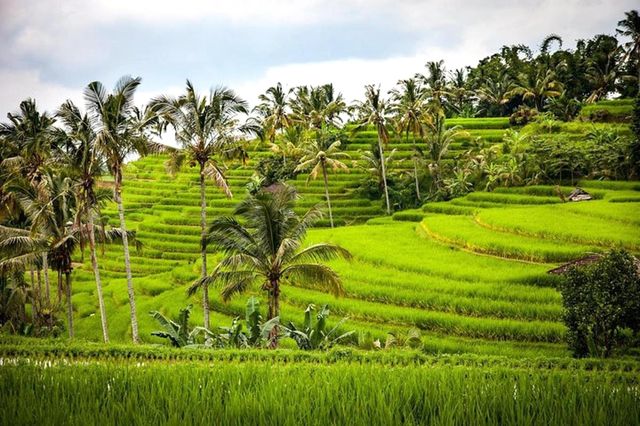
[{"x1": 0, "y1": 0, "x2": 636, "y2": 116}]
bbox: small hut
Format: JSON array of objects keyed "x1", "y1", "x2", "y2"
[{"x1": 567, "y1": 187, "x2": 592, "y2": 202}]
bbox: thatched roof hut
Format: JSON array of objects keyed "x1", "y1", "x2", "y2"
[{"x1": 567, "y1": 188, "x2": 592, "y2": 202}]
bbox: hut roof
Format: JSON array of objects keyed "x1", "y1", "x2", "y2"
[{"x1": 567, "y1": 187, "x2": 592, "y2": 202}]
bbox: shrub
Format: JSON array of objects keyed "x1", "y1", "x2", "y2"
[
  {"x1": 509, "y1": 106, "x2": 538, "y2": 126},
  {"x1": 560, "y1": 249, "x2": 640, "y2": 358}
]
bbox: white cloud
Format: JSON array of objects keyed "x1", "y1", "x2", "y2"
[{"x1": 0, "y1": 69, "x2": 82, "y2": 116}]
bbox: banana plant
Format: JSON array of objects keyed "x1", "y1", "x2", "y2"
[
  {"x1": 218, "y1": 297, "x2": 280, "y2": 348},
  {"x1": 284, "y1": 304, "x2": 354, "y2": 350},
  {"x1": 150, "y1": 305, "x2": 213, "y2": 347}
]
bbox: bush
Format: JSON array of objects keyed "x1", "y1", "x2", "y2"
[
  {"x1": 509, "y1": 106, "x2": 538, "y2": 126},
  {"x1": 256, "y1": 154, "x2": 300, "y2": 187},
  {"x1": 560, "y1": 249, "x2": 640, "y2": 358}
]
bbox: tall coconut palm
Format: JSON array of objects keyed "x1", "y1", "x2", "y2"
[
  {"x1": 192, "y1": 185, "x2": 351, "y2": 347},
  {"x1": 507, "y1": 68, "x2": 563, "y2": 110},
  {"x1": 416, "y1": 60, "x2": 451, "y2": 112},
  {"x1": 390, "y1": 78, "x2": 427, "y2": 200},
  {"x1": 4, "y1": 172, "x2": 77, "y2": 336},
  {"x1": 151, "y1": 81, "x2": 252, "y2": 329},
  {"x1": 295, "y1": 128, "x2": 349, "y2": 228},
  {"x1": 423, "y1": 118, "x2": 468, "y2": 195},
  {"x1": 352, "y1": 85, "x2": 392, "y2": 214},
  {"x1": 85, "y1": 75, "x2": 163, "y2": 343},
  {"x1": 0, "y1": 99, "x2": 59, "y2": 306},
  {"x1": 617, "y1": 10, "x2": 640, "y2": 93},
  {"x1": 290, "y1": 84, "x2": 346, "y2": 130},
  {"x1": 253, "y1": 82, "x2": 292, "y2": 145},
  {"x1": 56, "y1": 100, "x2": 111, "y2": 342}
]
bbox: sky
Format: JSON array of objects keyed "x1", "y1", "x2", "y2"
[{"x1": 0, "y1": 0, "x2": 636, "y2": 117}]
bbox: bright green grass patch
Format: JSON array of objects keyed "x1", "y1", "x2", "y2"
[
  {"x1": 476, "y1": 204, "x2": 640, "y2": 250},
  {"x1": 2, "y1": 358, "x2": 638, "y2": 426},
  {"x1": 422, "y1": 215, "x2": 600, "y2": 263}
]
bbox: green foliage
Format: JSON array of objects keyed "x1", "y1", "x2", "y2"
[
  {"x1": 149, "y1": 305, "x2": 212, "y2": 347},
  {"x1": 509, "y1": 105, "x2": 538, "y2": 126},
  {"x1": 2, "y1": 357, "x2": 639, "y2": 426},
  {"x1": 560, "y1": 249, "x2": 640, "y2": 357},
  {"x1": 256, "y1": 154, "x2": 300, "y2": 186},
  {"x1": 284, "y1": 304, "x2": 354, "y2": 350}
]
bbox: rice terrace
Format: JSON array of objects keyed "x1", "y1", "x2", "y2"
[{"x1": 1, "y1": 2, "x2": 640, "y2": 425}]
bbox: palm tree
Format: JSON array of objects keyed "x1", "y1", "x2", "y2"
[
  {"x1": 3, "y1": 172, "x2": 77, "y2": 337},
  {"x1": 416, "y1": 60, "x2": 451, "y2": 113},
  {"x1": 295, "y1": 128, "x2": 349, "y2": 228},
  {"x1": 507, "y1": 68, "x2": 563, "y2": 110},
  {"x1": 56, "y1": 100, "x2": 111, "y2": 342},
  {"x1": 423, "y1": 118, "x2": 468, "y2": 195},
  {"x1": 352, "y1": 85, "x2": 392, "y2": 214},
  {"x1": 253, "y1": 83, "x2": 292, "y2": 145},
  {"x1": 476, "y1": 72, "x2": 513, "y2": 116},
  {"x1": 151, "y1": 81, "x2": 251, "y2": 329},
  {"x1": 390, "y1": 78, "x2": 427, "y2": 200},
  {"x1": 290, "y1": 84, "x2": 346, "y2": 130},
  {"x1": 85, "y1": 75, "x2": 164, "y2": 343},
  {"x1": 617, "y1": 10, "x2": 640, "y2": 93},
  {"x1": 0, "y1": 99, "x2": 59, "y2": 306},
  {"x1": 192, "y1": 185, "x2": 351, "y2": 347}
]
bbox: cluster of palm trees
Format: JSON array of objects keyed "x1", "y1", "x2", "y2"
[{"x1": 1, "y1": 77, "x2": 169, "y2": 342}]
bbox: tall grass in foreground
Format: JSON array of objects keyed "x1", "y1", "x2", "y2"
[{"x1": 1, "y1": 361, "x2": 638, "y2": 426}]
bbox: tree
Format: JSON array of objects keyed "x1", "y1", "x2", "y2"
[
  {"x1": 295, "y1": 128, "x2": 349, "y2": 228},
  {"x1": 0, "y1": 99, "x2": 59, "y2": 307},
  {"x1": 4, "y1": 172, "x2": 77, "y2": 337},
  {"x1": 390, "y1": 78, "x2": 427, "y2": 200},
  {"x1": 617, "y1": 10, "x2": 640, "y2": 95},
  {"x1": 289, "y1": 84, "x2": 346, "y2": 130},
  {"x1": 85, "y1": 75, "x2": 164, "y2": 343},
  {"x1": 193, "y1": 185, "x2": 352, "y2": 347},
  {"x1": 352, "y1": 85, "x2": 392, "y2": 214},
  {"x1": 252, "y1": 82, "x2": 292, "y2": 145},
  {"x1": 560, "y1": 250, "x2": 640, "y2": 357},
  {"x1": 423, "y1": 117, "x2": 467, "y2": 195},
  {"x1": 151, "y1": 80, "x2": 252, "y2": 329},
  {"x1": 507, "y1": 67, "x2": 563, "y2": 110},
  {"x1": 56, "y1": 100, "x2": 112, "y2": 342}
]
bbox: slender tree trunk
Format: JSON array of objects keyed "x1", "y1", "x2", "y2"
[
  {"x1": 199, "y1": 164, "x2": 210, "y2": 330},
  {"x1": 42, "y1": 253, "x2": 50, "y2": 305},
  {"x1": 57, "y1": 270, "x2": 63, "y2": 307},
  {"x1": 267, "y1": 280, "x2": 280, "y2": 349},
  {"x1": 412, "y1": 136, "x2": 421, "y2": 201},
  {"x1": 114, "y1": 169, "x2": 139, "y2": 344},
  {"x1": 377, "y1": 133, "x2": 391, "y2": 214},
  {"x1": 65, "y1": 271, "x2": 73, "y2": 338},
  {"x1": 36, "y1": 268, "x2": 42, "y2": 307},
  {"x1": 29, "y1": 266, "x2": 37, "y2": 318},
  {"x1": 89, "y1": 217, "x2": 109, "y2": 343},
  {"x1": 321, "y1": 162, "x2": 334, "y2": 228}
]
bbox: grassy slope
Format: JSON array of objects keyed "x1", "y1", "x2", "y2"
[{"x1": 30, "y1": 117, "x2": 635, "y2": 359}]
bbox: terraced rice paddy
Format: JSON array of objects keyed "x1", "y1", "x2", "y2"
[{"x1": 53, "y1": 117, "x2": 639, "y2": 360}]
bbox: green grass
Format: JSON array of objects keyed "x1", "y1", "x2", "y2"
[{"x1": 1, "y1": 353, "x2": 639, "y2": 426}]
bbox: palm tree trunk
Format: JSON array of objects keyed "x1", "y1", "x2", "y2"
[
  {"x1": 114, "y1": 169, "x2": 140, "y2": 344},
  {"x1": 42, "y1": 253, "x2": 49, "y2": 305},
  {"x1": 88, "y1": 217, "x2": 109, "y2": 343},
  {"x1": 267, "y1": 280, "x2": 280, "y2": 348},
  {"x1": 377, "y1": 133, "x2": 391, "y2": 214},
  {"x1": 30, "y1": 266, "x2": 37, "y2": 317},
  {"x1": 65, "y1": 271, "x2": 73, "y2": 338},
  {"x1": 36, "y1": 268, "x2": 42, "y2": 307},
  {"x1": 199, "y1": 164, "x2": 210, "y2": 330},
  {"x1": 57, "y1": 270, "x2": 63, "y2": 307},
  {"x1": 321, "y1": 162, "x2": 334, "y2": 228}
]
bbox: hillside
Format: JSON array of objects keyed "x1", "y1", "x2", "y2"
[{"x1": 62, "y1": 114, "x2": 640, "y2": 358}]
